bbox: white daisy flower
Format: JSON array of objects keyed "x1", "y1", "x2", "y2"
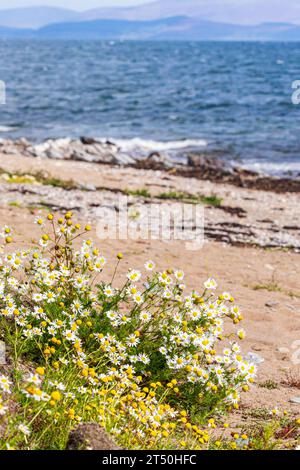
[{"x1": 145, "y1": 260, "x2": 155, "y2": 271}]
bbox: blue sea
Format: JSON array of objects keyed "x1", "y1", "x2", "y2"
[{"x1": 0, "y1": 39, "x2": 300, "y2": 176}]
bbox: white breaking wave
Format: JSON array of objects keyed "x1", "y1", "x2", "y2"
[
  {"x1": 103, "y1": 137, "x2": 208, "y2": 153},
  {"x1": 0, "y1": 125, "x2": 18, "y2": 132},
  {"x1": 240, "y1": 160, "x2": 300, "y2": 177}
]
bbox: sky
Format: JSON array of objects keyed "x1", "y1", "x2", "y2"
[{"x1": 0, "y1": 0, "x2": 150, "y2": 10}]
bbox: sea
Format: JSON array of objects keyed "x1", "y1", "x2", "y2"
[{"x1": 0, "y1": 39, "x2": 300, "y2": 177}]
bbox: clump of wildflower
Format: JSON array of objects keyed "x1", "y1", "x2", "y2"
[{"x1": 0, "y1": 215, "x2": 259, "y2": 450}]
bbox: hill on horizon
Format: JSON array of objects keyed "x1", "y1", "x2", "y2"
[
  {"x1": 1, "y1": 1, "x2": 300, "y2": 29},
  {"x1": 0, "y1": 16, "x2": 300, "y2": 41}
]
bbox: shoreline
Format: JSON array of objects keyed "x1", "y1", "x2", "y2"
[
  {"x1": 0, "y1": 143, "x2": 299, "y2": 252},
  {"x1": 0, "y1": 137, "x2": 300, "y2": 193}
]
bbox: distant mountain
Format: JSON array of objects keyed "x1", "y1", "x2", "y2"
[
  {"x1": 1, "y1": 16, "x2": 300, "y2": 41},
  {"x1": 38, "y1": 17, "x2": 186, "y2": 40},
  {"x1": 2, "y1": 1, "x2": 300, "y2": 30},
  {"x1": 33, "y1": 17, "x2": 300, "y2": 41},
  {"x1": 0, "y1": 0, "x2": 300, "y2": 29},
  {"x1": 77, "y1": 0, "x2": 214, "y2": 22},
  {"x1": 73, "y1": 0, "x2": 300, "y2": 26},
  {"x1": 0, "y1": 6, "x2": 78, "y2": 29}
]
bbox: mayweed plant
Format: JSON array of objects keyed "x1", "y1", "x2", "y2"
[{"x1": 0, "y1": 213, "x2": 260, "y2": 450}]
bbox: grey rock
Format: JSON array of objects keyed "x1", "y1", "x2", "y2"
[
  {"x1": 17, "y1": 137, "x2": 30, "y2": 147},
  {"x1": 188, "y1": 154, "x2": 229, "y2": 172},
  {"x1": 116, "y1": 152, "x2": 136, "y2": 165},
  {"x1": 45, "y1": 149, "x2": 65, "y2": 160},
  {"x1": 134, "y1": 152, "x2": 171, "y2": 171},
  {"x1": 80, "y1": 136, "x2": 101, "y2": 145},
  {"x1": 70, "y1": 148, "x2": 119, "y2": 165}
]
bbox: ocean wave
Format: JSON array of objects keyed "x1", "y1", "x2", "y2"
[
  {"x1": 105, "y1": 138, "x2": 207, "y2": 153},
  {"x1": 240, "y1": 160, "x2": 300, "y2": 177},
  {"x1": 0, "y1": 125, "x2": 19, "y2": 132}
]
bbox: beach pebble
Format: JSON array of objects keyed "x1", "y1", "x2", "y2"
[
  {"x1": 277, "y1": 347, "x2": 290, "y2": 354},
  {"x1": 245, "y1": 352, "x2": 265, "y2": 364},
  {"x1": 285, "y1": 304, "x2": 296, "y2": 311},
  {"x1": 289, "y1": 397, "x2": 300, "y2": 405},
  {"x1": 80, "y1": 183, "x2": 96, "y2": 191},
  {"x1": 265, "y1": 301, "x2": 279, "y2": 308},
  {"x1": 265, "y1": 264, "x2": 275, "y2": 270},
  {"x1": 0, "y1": 340, "x2": 6, "y2": 365}
]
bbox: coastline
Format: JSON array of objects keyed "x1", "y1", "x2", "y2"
[
  {"x1": 0, "y1": 137, "x2": 299, "y2": 251},
  {"x1": 1, "y1": 137, "x2": 300, "y2": 193}
]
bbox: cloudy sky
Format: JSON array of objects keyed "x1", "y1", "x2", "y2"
[{"x1": 0, "y1": 0, "x2": 150, "y2": 9}]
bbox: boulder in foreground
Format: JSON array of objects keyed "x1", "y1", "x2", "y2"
[{"x1": 66, "y1": 424, "x2": 121, "y2": 450}]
